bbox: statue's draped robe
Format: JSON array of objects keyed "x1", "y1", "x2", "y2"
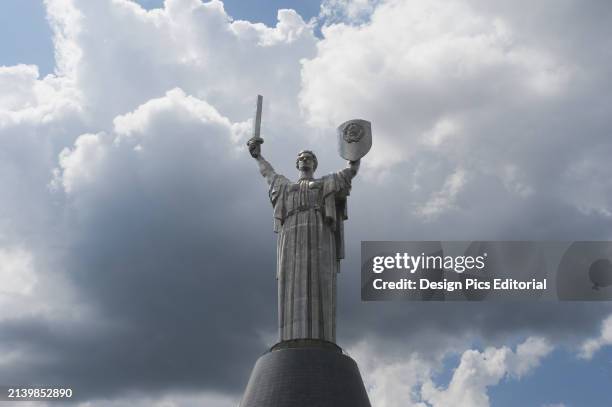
[{"x1": 268, "y1": 169, "x2": 352, "y2": 342}]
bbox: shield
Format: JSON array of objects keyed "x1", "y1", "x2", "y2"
[{"x1": 337, "y1": 119, "x2": 372, "y2": 161}]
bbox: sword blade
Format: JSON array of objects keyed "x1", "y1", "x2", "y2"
[{"x1": 253, "y1": 94, "x2": 263, "y2": 140}]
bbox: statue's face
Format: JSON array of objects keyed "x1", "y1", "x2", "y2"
[{"x1": 297, "y1": 153, "x2": 316, "y2": 172}]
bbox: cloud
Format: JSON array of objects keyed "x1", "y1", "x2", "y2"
[
  {"x1": 421, "y1": 337, "x2": 552, "y2": 407},
  {"x1": 55, "y1": 88, "x2": 238, "y2": 194},
  {"x1": 41, "y1": 0, "x2": 318, "y2": 129},
  {"x1": 415, "y1": 167, "x2": 466, "y2": 219},
  {"x1": 300, "y1": 0, "x2": 612, "y2": 241},
  {"x1": 350, "y1": 336, "x2": 552, "y2": 407},
  {"x1": 0, "y1": 64, "x2": 78, "y2": 122},
  {"x1": 350, "y1": 340, "x2": 434, "y2": 407},
  {"x1": 77, "y1": 391, "x2": 238, "y2": 407},
  {"x1": 319, "y1": 0, "x2": 380, "y2": 24},
  {"x1": 0, "y1": 247, "x2": 35, "y2": 296},
  {"x1": 34, "y1": 87, "x2": 276, "y2": 397},
  {"x1": 1, "y1": 0, "x2": 612, "y2": 404},
  {"x1": 579, "y1": 314, "x2": 612, "y2": 359},
  {"x1": 0, "y1": 391, "x2": 238, "y2": 407}
]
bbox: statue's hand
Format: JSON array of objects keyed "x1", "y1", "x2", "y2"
[
  {"x1": 347, "y1": 159, "x2": 360, "y2": 177},
  {"x1": 247, "y1": 139, "x2": 261, "y2": 158}
]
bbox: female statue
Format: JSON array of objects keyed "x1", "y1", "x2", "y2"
[{"x1": 249, "y1": 141, "x2": 359, "y2": 343}]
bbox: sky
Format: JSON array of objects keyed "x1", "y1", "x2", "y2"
[{"x1": 1, "y1": 0, "x2": 612, "y2": 406}]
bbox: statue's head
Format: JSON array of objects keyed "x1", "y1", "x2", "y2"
[{"x1": 296, "y1": 150, "x2": 318, "y2": 173}]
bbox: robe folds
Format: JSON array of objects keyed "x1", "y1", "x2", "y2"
[{"x1": 268, "y1": 169, "x2": 352, "y2": 342}]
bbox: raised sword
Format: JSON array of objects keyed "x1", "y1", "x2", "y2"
[{"x1": 247, "y1": 94, "x2": 264, "y2": 147}]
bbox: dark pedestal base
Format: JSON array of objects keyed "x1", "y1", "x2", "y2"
[{"x1": 239, "y1": 340, "x2": 371, "y2": 407}]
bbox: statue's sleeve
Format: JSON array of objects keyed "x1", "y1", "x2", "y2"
[
  {"x1": 322, "y1": 170, "x2": 353, "y2": 261},
  {"x1": 333, "y1": 168, "x2": 353, "y2": 198},
  {"x1": 269, "y1": 174, "x2": 290, "y2": 233}
]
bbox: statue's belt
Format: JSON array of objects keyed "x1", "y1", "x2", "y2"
[{"x1": 285, "y1": 205, "x2": 321, "y2": 218}]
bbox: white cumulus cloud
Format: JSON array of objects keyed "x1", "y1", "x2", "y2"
[
  {"x1": 349, "y1": 337, "x2": 552, "y2": 407},
  {"x1": 421, "y1": 337, "x2": 553, "y2": 407},
  {"x1": 579, "y1": 314, "x2": 612, "y2": 359},
  {"x1": 1, "y1": 0, "x2": 612, "y2": 404}
]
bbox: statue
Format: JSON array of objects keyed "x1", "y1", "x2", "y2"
[
  {"x1": 239, "y1": 96, "x2": 374, "y2": 407},
  {"x1": 247, "y1": 96, "x2": 371, "y2": 344}
]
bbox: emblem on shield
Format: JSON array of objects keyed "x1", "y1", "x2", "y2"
[{"x1": 337, "y1": 119, "x2": 372, "y2": 161}]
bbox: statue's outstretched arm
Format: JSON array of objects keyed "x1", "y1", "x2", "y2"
[
  {"x1": 345, "y1": 159, "x2": 360, "y2": 179},
  {"x1": 256, "y1": 155, "x2": 277, "y2": 185},
  {"x1": 248, "y1": 139, "x2": 277, "y2": 184}
]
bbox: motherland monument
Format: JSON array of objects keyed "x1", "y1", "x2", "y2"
[{"x1": 239, "y1": 95, "x2": 372, "y2": 407}]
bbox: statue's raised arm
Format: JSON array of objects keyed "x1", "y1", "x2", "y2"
[
  {"x1": 248, "y1": 140, "x2": 277, "y2": 185},
  {"x1": 344, "y1": 159, "x2": 360, "y2": 179}
]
